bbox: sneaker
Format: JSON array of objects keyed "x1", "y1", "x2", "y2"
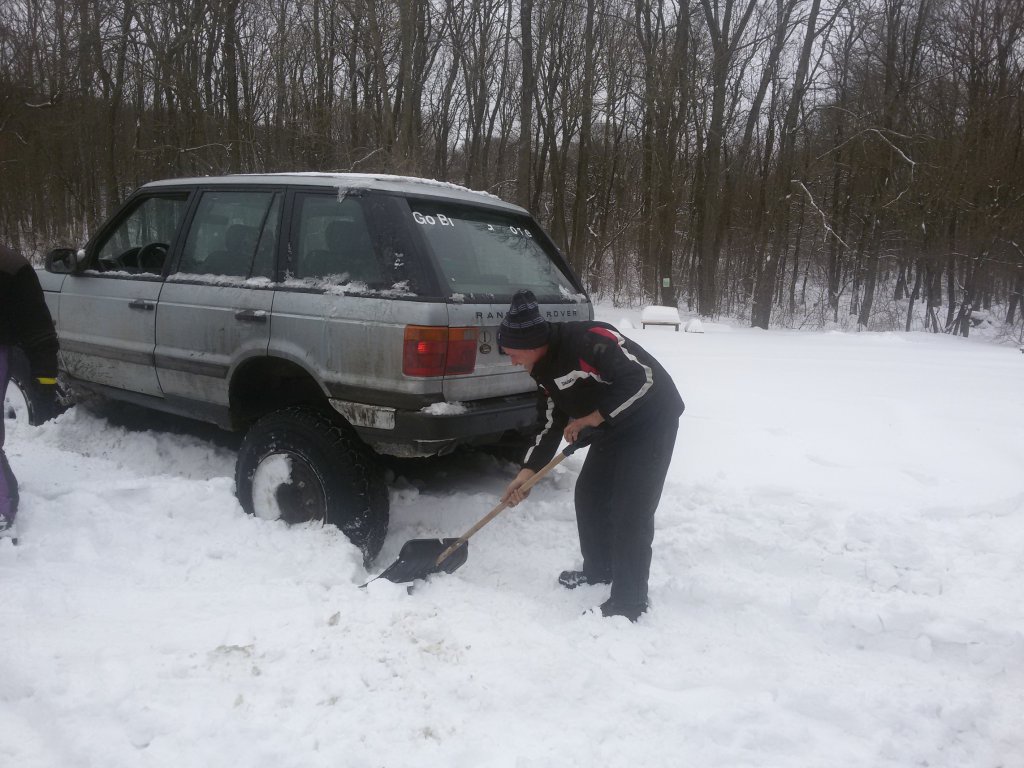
[
  {"x1": 558, "y1": 570, "x2": 610, "y2": 590},
  {"x1": 599, "y1": 597, "x2": 647, "y2": 622}
]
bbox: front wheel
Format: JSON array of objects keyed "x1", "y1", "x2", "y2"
[
  {"x1": 3, "y1": 349, "x2": 69, "y2": 426},
  {"x1": 235, "y1": 406, "x2": 389, "y2": 563},
  {"x1": 3, "y1": 374, "x2": 31, "y2": 425}
]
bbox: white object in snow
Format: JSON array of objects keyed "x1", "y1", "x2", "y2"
[
  {"x1": 684, "y1": 318, "x2": 705, "y2": 333},
  {"x1": 421, "y1": 401, "x2": 469, "y2": 415},
  {"x1": 641, "y1": 305, "x2": 682, "y2": 331}
]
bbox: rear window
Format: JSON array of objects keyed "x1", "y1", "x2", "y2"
[{"x1": 407, "y1": 201, "x2": 580, "y2": 300}]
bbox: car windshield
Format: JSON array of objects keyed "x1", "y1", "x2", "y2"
[{"x1": 407, "y1": 200, "x2": 579, "y2": 300}]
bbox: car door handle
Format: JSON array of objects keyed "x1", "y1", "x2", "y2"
[
  {"x1": 129, "y1": 299, "x2": 155, "y2": 311},
  {"x1": 234, "y1": 309, "x2": 268, "y2": 323}
]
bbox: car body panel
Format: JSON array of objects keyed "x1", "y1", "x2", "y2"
[
  {"x1": 56, "y1": 273, "x2": 164, "y2": 397},
  {"x1": 155, "y1": 279, "x2": 274, "y2": 403}
]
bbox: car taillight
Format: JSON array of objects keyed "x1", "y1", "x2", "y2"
[{"x1": 403, "y1": 326, "x2": 478, "y2": 377}]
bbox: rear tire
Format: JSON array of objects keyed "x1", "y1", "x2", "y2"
[{"x1": 235, "y1": 406, "x2": 388, "y2": 563}]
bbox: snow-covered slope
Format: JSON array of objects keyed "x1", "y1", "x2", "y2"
[{"x1": 2, "y1": 308, "x2": 1022, "y2": 767}]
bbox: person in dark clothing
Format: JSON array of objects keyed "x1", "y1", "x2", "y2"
[
  {"x1": 1, "y1": 244, "x2": 60, "y2": 542},
  {"x1": 499, "y1": 290, "x2": 684, "y2": 621}
]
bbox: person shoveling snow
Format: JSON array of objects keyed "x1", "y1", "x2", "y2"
[{"x1": 499, "y1": 290, "x2": 684, "y2": 621}]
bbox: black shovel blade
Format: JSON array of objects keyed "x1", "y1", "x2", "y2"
[{"x1": 372, "y1": 538, "x2": 468, "y2": 584}]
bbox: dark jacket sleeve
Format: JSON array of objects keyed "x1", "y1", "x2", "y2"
[
  {"x1": 580, "y1": 327, "x2": 654, "y2": 425},
  {"x1": 522, "y1": 388, "x2": 569, "y2": 472},
  {"x1": 6, "y1": 264, "x2": 59, "y2": 380}
]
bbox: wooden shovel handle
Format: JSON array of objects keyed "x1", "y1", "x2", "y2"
[{"x1": 433, "y1": 451, "x2": 569, "y2": 566}]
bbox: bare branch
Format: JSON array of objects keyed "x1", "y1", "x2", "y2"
[{"x1": 792, "y1": 179, "x2": 851, "y2": 250}]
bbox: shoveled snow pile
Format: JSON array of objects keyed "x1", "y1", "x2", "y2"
[{"x1": 2, "y1": 306, "x2": 1022, "y2": 767}]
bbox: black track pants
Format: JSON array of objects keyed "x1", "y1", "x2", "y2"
[{"x1": 573, "y1": 414, "x2": 678, "y2": 608}]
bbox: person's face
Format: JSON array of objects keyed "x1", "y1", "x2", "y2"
[{"x1": 505, "y1": 345, "x2": 547, "y2": 372}]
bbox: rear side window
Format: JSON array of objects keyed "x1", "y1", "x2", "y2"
[
  {"x1": 291, "y1": 195, "x2": 379, "y2": 283},
  {"x1": 408, "y1": 201, "x2": 579, "y2": 299},
  {"x1": 286, "y1": 192, "x2": 430, "y2": 294},
  {"x1": 178, "y1": 190, "x2": 280, "y2": 278}
]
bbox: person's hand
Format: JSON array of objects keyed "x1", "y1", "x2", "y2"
[
  {"x1": 564, "y1": 410, "x2": 604, "y2": 443},
  {"x1": 501, "y1": 468, "x2": 536, "y2": 507}
]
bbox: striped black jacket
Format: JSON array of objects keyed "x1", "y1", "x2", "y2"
[
  {"x1": 0, "y1": 244, "x2": 59, "y2": 380},
  {"x1": 522, "y1": 320, "x2": 684, "y2": 471}
]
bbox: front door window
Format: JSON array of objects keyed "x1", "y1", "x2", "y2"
[{"x1": 93, "y1": 194, "x2": 190, "y2": 275}]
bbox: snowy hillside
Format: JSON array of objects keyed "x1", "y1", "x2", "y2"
[{"x1": 2, "y1": 307, "x2": 1023, "y2": 767}]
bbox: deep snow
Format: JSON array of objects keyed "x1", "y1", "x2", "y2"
[{"x1": 2, "y1": 306, "x2": 1023, "y2": 767}]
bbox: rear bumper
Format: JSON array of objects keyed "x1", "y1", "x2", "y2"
[{"x1": 331, "y1": 392, "x2": 540, "y2": 457}]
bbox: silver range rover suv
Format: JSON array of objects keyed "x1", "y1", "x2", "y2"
[{"x1": 39, "y1": 173, "x2": 592, "y2": 561}]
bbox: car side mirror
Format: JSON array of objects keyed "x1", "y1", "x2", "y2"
[{"x1": 46, "y1": 247, "x2": 81, "y2": 274}]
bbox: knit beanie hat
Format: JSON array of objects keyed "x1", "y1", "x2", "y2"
[{"x1": 498, "y1": 290, "x2": 550, "y2": 350}]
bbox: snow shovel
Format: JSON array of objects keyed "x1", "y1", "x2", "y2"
[{"x1": 365, "y1": 428, "x2": 599, "y2": 586}]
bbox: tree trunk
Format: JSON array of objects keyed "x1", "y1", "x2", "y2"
[
  {"x1": 517, "y1": 0, "x2": 534, "y2": 208},
  {"x1": 857, "y1": 243, "x2": 880, "y2": 329},
  {"x1": 751, "y1": 0, "x2": 821, "y2": 329},
  {"x1": 694, "y1": 0, "x2": 759, "y2": 316},
  {"x1": 568, "y1": 0, "x2": 597, "y2": 277},
  {"x1": 1007, "y1": 271, "x2": 1023, "y2": 326},
  {"x1": 222, "y1": 0, "x2": 242, "y2": 171},
  {"x1": 905, "y1": 258, "x2": 923, "y2": 331}
]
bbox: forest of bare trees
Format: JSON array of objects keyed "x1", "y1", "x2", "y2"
[{"x1": 2, "y1": 0, "x2": 1022, "y2": 334}]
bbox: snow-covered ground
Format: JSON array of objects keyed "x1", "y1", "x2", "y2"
[{"x1": 2, "y1": 306, "x2": 1023, "y2": 767}]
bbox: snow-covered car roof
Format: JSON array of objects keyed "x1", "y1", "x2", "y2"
[{"x1": 142, "y1": 173, "x2": 526, "y2": 213}]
